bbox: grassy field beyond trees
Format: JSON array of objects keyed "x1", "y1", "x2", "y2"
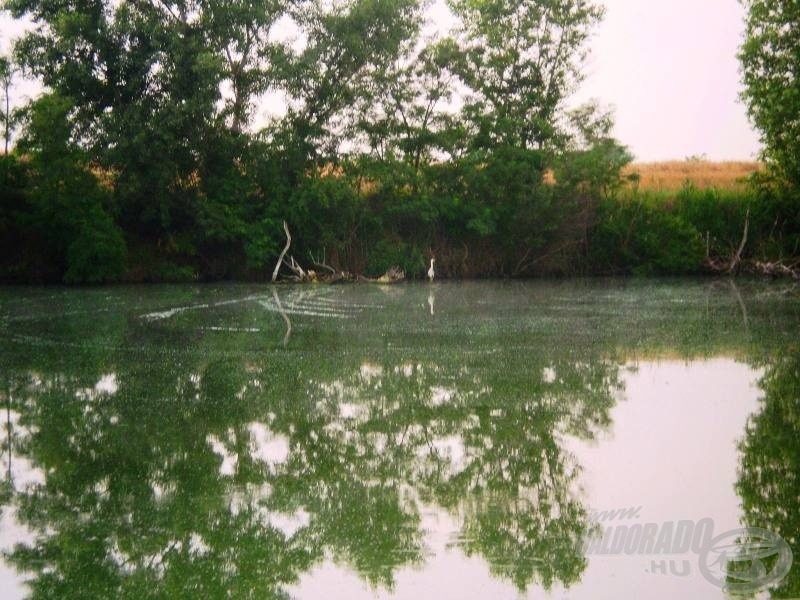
[{"x1": 623, "y1": 161, "x2": 761, "y2": 193}]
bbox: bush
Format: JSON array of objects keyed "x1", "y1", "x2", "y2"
[
  {"x1": 672, "y1": 185, "x2": 753, "y2": 257},
  {"x1": 365, "y1": 238, "x2": 425, "y2": 277},
  {"x1": 286, "y1": 174, "x2": 368, "y2": 267},
  {"x1": 590, "y1": 197, "x2": 705, "y2": 275},
  {"x1": 64, "y1": 212, "x2": 126, "y2": 283}
]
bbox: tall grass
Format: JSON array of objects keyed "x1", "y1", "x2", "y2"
[{"x1": 622, "y1": 161, "x2": 762, "y2": 193}]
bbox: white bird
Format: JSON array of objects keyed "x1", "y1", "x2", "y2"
[{"x1": 427, "y1": 258, "x2": 435, "y2": 281}]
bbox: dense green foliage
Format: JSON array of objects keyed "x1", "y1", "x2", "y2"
[
  {"x1": 739, "y1": 0, "x2": 800, "y2": 187},
  {"x1": 737, "y1": 351, "x2": 800, "y2": 598},
  {"x1": 0, "y1": 0, "x2": 796, "y2": 281},
  {"x1": 588, "y1": 185, "x2": 800, "y2": 275}
]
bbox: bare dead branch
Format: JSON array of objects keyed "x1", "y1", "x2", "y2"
[
  {"x1": 728, "y1": 208, "x2": 750, "y2": 273},
  {"x1": 272, "y1": 221, "x2": 292, "y2": 283},
  {"x1": 309, "y1": 250, "x2": 336, "y2": 275}
]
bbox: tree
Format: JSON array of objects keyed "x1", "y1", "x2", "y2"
[
  {"x1": 8, "y1": 0, "x2": 424, "y2": 275},
  {"x1": 6, "y1": 0, "x2": 288, "y2": 244},
  {"x1": 273, "y1": 0, "x2": 422, "y2": 166},
  {"x1": 15, "y1": 93, "x2": 126, "y2": 282},
  {"x1": 351, "y1": 38, "x2": 461, "y2": 168},
  {"x1": 2, "y1": 0, "x2": 642, "y2": 281},
  {"x1": 739, "y1": 0, "x2": 800, "y2": 186},
  {"x1": 449, "y1": 0, "x2": 604, "y2": 152},
  {"x1": 0, "y1": 55, "x2": 13, "y2": 154}
]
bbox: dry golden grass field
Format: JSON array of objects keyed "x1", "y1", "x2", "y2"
[{"x1": 623, "y1": 161, "x2": 762, "y2": 192}]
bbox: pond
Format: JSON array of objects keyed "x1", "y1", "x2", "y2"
[{"x1": 0, "y1": 279, "x2": 798, "y2": 599}]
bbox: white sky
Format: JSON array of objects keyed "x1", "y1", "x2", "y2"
[
  {"x1": 0, "y1": 0, "x2": 761, "y2": 162},
  {"x1": 575, "y1": 0, "x2": 760, "y2": 161}
]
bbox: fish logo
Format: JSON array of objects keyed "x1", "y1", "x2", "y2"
[{"x1": 699, "y1": 527, "x2": 793, "y2": 594}]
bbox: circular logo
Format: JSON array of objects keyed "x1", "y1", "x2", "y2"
[{"x1": 699, "y1": 527, "x2": 793, "y2": 594}]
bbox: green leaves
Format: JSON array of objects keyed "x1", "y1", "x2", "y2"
[
  {"x1": 739, "y1": 0, "x2": 800, "y2": 186},
  {"x1": 2, "y1": 0, "x2": 643, "y2": 281},
  {"x1": 13, "y1": 93, "x2": 127, "y2": 282},
  {"x1": 277, "y1": 0, "x2": 423, "y2": 165},
  {"x1": 449, "y1": 0, "x2": 604, "y2": 152}
]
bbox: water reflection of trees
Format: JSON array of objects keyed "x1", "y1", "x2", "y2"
[
  {"x1": 0, "y1": 333, "x2": 622, "y2": 598},
  {"x1": 736, "y1": 351, "x2": 800, "y2": 598},
  {"x1": 2, "y1": 358, "x2": 317, "y2": 599}
]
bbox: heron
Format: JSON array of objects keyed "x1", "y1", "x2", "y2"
[{"x1": 427, "y1": 258, "x2": 435, "y2": 282}]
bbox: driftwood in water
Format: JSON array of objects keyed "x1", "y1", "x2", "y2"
[
  {"x1": 275, "y1": 265, "x2": 402, "y2": 284},
  {"x1": 704, "y1": 209, "x2": 799, "y2": 279},
  {"x1": 271, "y1": 222, "x2": 403, "y2": 283},
  {"x1": 357, "y1": 266, "x2": 406, "y2": 284},
  {"x1": 709, "y1": 255, "x2": 800, "y2": 280},
  {"x1": 751, "y1": 260, "x2": 800, "y2": 280},
  {"x1": 271, "y1": 222, "x2": 322, "y2": 282},
  {"x1": 282, "y1": 254, "x2": 308, "y2": 281},
  {"x1": 706, "y1": 209, "x2": 752, "y2": 274}
]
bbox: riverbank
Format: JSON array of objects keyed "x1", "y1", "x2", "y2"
[{"x1": 1, "y1": 157, "x2": 797, "y2": 283}]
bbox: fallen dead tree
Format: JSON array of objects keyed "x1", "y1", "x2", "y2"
[
  {"x1": 708, "y1": 257, "x2": 800, "y2": 279},
  {"x1": 750, "y1": 259, "x2": 800, "y2": 280},
  {"x1": 272, "y1": 221, "x2": 293, "y2": 282},
  {"x1": 704, "y1": 209, "x2": 800, "y2": 279},
  {"x1": 271, "y1": 221, "x2": 404, "y2": 284},
  {"x1": 356, "y1": 266, "x2": 406, "y2": 284},
  {"x1": 705, "y1": 209, "x2": 750, "y2": 274}
]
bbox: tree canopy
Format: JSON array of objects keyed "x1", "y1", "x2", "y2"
[
  {"x1": 4, "y1": 0, "x2": 794, "y2": 283},
  {"x1": 739, "y1": 0, "x2": 800, "y2": 187},
  {"x1": 0, "y1": 0, "x2": 633, "y2": 282}
]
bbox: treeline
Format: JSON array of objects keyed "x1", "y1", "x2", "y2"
[{"x1": 0, "y1": 0, "x2": 797, "y2": 283}]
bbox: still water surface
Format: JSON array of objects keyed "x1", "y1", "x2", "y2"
[{"x1": 0, "y1": 279, "x2": 798, "y2": 599}]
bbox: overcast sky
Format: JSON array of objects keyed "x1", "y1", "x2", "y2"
[
  {"x1": 575, "y1": 0, "x2": 760, "y2": 162},
  {"x1": 0, "y1": 0, "x2": 761, "y2": 162}
]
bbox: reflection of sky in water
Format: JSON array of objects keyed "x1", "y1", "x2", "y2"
[
  {"x1": 0, "y1": 280, "x2": 796, "y2": 599},
  {"x1": 291, "y1": 359, "x2": 761, "y2": 600}
]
